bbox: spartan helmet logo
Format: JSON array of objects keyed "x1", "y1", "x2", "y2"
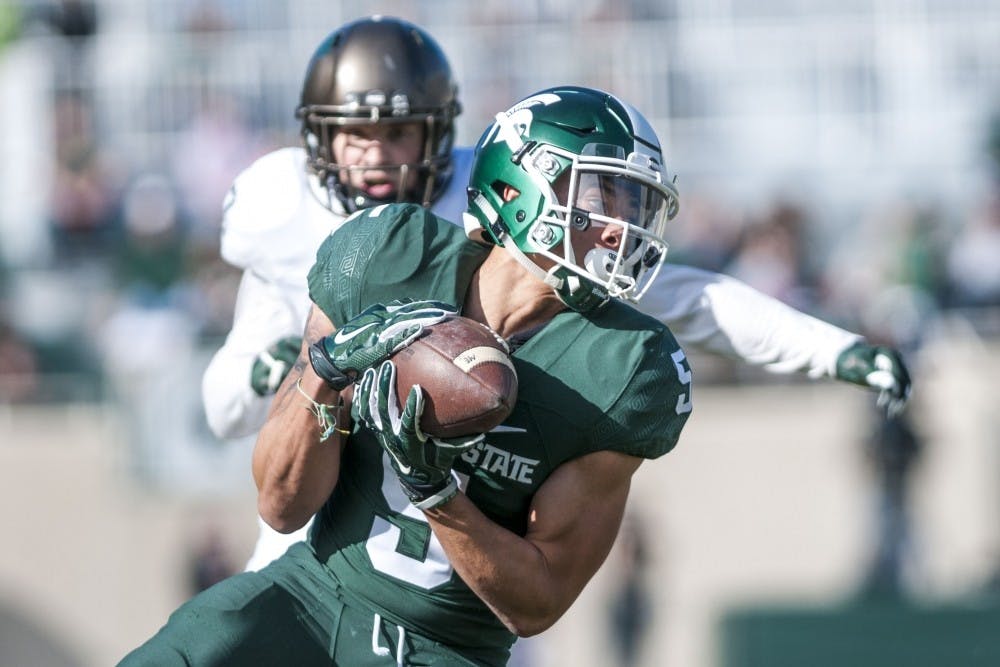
[{"x1": 490, "y1": 93, "x2": 562, "y2": 143}]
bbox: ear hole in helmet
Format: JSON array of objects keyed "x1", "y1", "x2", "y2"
[{"x1": 491, "y1": 180, "x2": 521, "y2": 203}]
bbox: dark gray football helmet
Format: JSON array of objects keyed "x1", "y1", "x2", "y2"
[{"x1": 297, "y1": 16, "x2": 461, "y2": 212}]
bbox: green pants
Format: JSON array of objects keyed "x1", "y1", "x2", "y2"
[{"x1": 118, "y1": 544, "x2": 501, "y2": 666}]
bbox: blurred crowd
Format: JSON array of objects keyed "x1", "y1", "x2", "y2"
[
  {"x1": 1, "y1": 0, "x2": 1000, "y2": 409},
  {"x1": 0, "y1": 1, "x2": 270, "y2": 403}
]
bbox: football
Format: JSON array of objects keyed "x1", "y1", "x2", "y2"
[{"x1": 390, "y1": 315, "x2": 518, "y2": 438}]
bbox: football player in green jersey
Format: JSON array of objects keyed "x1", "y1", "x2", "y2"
[
  {"x1": 208, "y1": 16, "x2": 909, "y2": 581},
  {"x1": 121, "y1": 86, "x2": 692, "y2": 666}
]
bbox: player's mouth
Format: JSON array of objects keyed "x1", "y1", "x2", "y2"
[{"x1": 363, "y1": 182, "x2": 398, "y2": 199}]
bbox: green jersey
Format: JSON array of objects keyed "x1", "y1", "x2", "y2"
[{"x1": 307, "y1": 204, "x2": 692, "y2": 659}]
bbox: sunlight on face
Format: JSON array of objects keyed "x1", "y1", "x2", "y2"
[
  {"x1": 330, "y1": 122, "x2": 425, "y2": 198},
  {"x1": 575, "y1": 174, "x2": 642, "y2": 222},
  {"x1": 547, "y1": 171, "x2": 624, "y2": 262}
]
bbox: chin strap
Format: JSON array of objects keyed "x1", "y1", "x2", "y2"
[
  {"x1": 464, "y1": 204, "x2": 564, "y2": 290},
  {"x1": 466, "y1": 208, "x2": 607, "y2": 313},
  {"x1": 549, "y1": 266, "x2": 609, "y2": 312}
]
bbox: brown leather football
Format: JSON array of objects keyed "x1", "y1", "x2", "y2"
[{"x1": 390, "y1": 315, "x2": 518, "y2": 438}]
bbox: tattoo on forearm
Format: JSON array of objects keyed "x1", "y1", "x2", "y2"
[
  {"x1": 268, "y1": 305, "x2": 334, "y2": 416},
  {"x1": 303, "y1": 307, "x2": 330, "y2": 347},
  {"x1": 271, "y1": 358, "x2": 304, "y2": 411}
]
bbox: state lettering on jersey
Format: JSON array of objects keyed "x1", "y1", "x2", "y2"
[{"x1": 460, "y1": 440, "x2": 540, "y2": 485}]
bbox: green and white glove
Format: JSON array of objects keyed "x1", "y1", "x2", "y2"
[
  {"x1": 250, "y1": 335, "x2": 303, "y2": 396},
  {"x1": 309, "y1": 299, "x2": 456, "y2": 390},
  {"x1": 354, "y1": 360, "x2": 484, "y2": 510},
  {"x1": 836, "y1": 342, "x2": 913, "y2": 417}
]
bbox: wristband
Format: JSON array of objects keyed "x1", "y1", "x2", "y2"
[
  {"x1": 405, "y1": 472, "x2": 461, "y2": 511},
  {"x1": 309, "y1": 343, "x2": 352, "y2": 390}
]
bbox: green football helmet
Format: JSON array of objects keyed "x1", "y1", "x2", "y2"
[
  {"x1": 297, "y1": 16, "x2": 461, "y2": 212},
  {"x1": 464, "y1": 86, "x2": 679, "y2": 310}
]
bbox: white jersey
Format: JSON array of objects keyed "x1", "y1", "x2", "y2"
[
  {"x1": 636, "y1": 264, "x2": 859, "y2": 378},
  {"x1": 202, "y1": 146, "x2": 474, "y2": 570},
  {"x1": 204, "y1": 144, "x2": 860, "y2": 571}
]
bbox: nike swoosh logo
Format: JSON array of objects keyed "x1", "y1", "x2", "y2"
[
  {"x1": 489, "y1": 425, "x2": 527, "y2": 434},
  {"x1": 332, "y1": 322, "x2": 377, "y2": 345},
  {"x1": 385, "y1": 447, "x2": 412, "y2": 475}
]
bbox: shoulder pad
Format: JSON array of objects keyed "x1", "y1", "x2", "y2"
[
  {"x1": 220, "y1": 147, "x2": 313, "y2": 270},
  {"x1": 347, "y1": 202, "x2": 428, "y2": 227}
]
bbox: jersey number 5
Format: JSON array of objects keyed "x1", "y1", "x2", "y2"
[
  {"x1": 672, "y1": 349, "x2": 693, "y2": 414},
  {"x1": 366, "y1": 456, "x2": 465, "y2": 589}
]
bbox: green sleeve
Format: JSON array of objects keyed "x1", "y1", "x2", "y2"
[
  {"x1": 307, "y1": 208, "x2": 385, "y2": 326},
  {"x1": 595, "y1": 327, "x2": 693, "y2": 459}
]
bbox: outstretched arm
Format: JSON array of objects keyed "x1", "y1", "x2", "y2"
[
  {"x1": 641, "y1": 264, "x2": 860, "y2": 375},
  {"x1": 642, "y1": 264, "x2": 911, "y2": 410}
]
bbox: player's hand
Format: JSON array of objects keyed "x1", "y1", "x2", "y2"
[
  {"x1": 354, "y1": 360, "x2": 483, "y2": 510},
  {"x1": 249, "y1": 335, "x2": 303, "y2": 396},
  {"x1": 309, "y1": 299, "x2": 456, "y2": 390},
  {"x1": 835, "y1": 342, "x2": 912, "y2": 417}
]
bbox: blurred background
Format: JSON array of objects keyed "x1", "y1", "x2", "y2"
[{"x1": 1, "y1": 1, "x2": 999, "y2": 665}]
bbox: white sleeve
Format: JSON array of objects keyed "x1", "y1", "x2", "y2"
[
  {"x1": 202, "y1": 270, "x2": 303, "y2": 439},
  {"x1": 638, "y1": 264, "x2": 862, "y2": 378}
]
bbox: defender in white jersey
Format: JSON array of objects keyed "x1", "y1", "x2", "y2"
[
  {"x1": 203, "y1": 16, "x2": 911, "y2": 573},
  {"x1": 203, "y1": 17, "x2": 471, "y2": 571}
]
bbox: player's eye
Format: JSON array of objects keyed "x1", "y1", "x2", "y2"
[
  {"x1": 386, "y1": 124, "x2": 421, "y2": 144},
  {"x1": 580, "y1": 195, "x2": 604, "y2": 213},
  {"x1": 339, "y1": 129, "x2": 371, "y2": 146}
]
